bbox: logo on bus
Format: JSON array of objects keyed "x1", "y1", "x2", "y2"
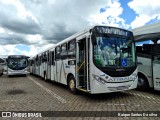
[{"x1": 121, "y1": 58, "x2": 127, "y2": 67}]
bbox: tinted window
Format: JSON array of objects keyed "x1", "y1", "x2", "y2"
[
  {"x1": 51, "y1": 51, "x2": 55, "y2": 65},
  {"x1": 61, "y1": 44, "x2": 67, "y2": 59},
  {"x1": 68, "y1": 40, "x2": 75, "y2": 58},
  {"x1": 42, "y1": 53, "x2": 47, "y2": 62},
  {"x1": 55, "y1": 46, "x2": 61, "y2": 60}
]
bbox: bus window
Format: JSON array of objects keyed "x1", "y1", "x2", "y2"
[
  {"x1": 42, "y1": 53, "x2": 47, "y2": 62},
  {"x1": 68, "y1": 40, "x2": 75, "y2": 58},
  {"x1": 61, "y1": 44, "x2": 67, "y2": 59},
  {"x1": 51, "y1": 51, "x2": 55, "y2": 65},
  {"x1": 55, "y1": 46, "x2": 61, "y2": 60}
]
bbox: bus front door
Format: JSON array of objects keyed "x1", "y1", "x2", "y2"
[
  {"x1": 153, "y1": 55, "x2": 160, "y2": 91},
  {"x1": 76, "y1": 37, "x2": 90, "y2": 91}
]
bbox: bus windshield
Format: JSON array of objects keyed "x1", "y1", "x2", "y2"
[
  {"x1": 8, "y1": 58, "x2": 28, "y2": 70},
  {"x1": 93, "y1": 36, "x2": 136, "y2": 67}
]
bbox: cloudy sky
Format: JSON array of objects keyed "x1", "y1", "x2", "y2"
[{"x1": 0, "y1": 0, "x2": 160, "y2": 57}]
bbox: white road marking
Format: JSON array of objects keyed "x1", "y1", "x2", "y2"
[{"x1": 28, "y1": 76, "x2": 67, "y2": 103}]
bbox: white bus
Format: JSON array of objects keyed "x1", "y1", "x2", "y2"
[
  {"x1": 7, "y1": 55, "x2": 29, "y2": 76},
  {"x1": 133, "y1": 22, "x2": 160, "y2": 91},
  {"x1": 29, "y1": 25, "x2": 138, "y2": 94}
]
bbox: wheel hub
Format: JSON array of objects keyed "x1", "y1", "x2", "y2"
[
  {"x1": 138, "y1": 78, "x2": 145, "y2": 86},
  {"x1": 69, "y1": 79, "x2": 75, "y2": 90}
]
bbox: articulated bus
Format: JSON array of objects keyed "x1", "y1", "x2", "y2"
[
  {"x1": 29, "y1": 25, "x2": 138, "y2": 94},
  {"x1": 7, "y1": 55, "x2": 29, "y2": 76},
  {"x1": 133, "y1": 22, "x2": 160, "y2": 91}
]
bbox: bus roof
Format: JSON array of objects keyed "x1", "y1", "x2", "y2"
[{"x1": 132, "y1": 22, "x2": 160, "y2": 42}]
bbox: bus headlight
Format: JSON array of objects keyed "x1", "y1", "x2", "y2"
[{"x1": 92, "y1": 74, "x2": 107, "y2": 85}]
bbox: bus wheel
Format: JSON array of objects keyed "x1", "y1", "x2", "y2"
[
  {"x1": 137, "y1": 75, "x2": 149, "y2": 90},
  {"x1": 68, "y1": 76, "x2": 77, "y2": 94}
]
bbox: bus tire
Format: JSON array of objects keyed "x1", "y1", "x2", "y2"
[
  {"x1": 137, "y1": 74, "x2": 149, "y2": 90},
  {"x1": 68, "y1": 76, "x2": 77, "y2": 94}
]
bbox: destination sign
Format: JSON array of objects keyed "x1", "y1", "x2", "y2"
[
  {"x1": 8, "y1": 55, "x2": 28, "y2": 59},
  {"x1": 94, "y1": 26, "x2": 133, "y2": 37}
]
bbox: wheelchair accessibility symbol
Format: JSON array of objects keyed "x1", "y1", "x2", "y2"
[{"x1": 121, "y1": 58, "x2": 127, "y2": 67}]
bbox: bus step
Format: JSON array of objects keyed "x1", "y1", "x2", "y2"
[{"x1": 78, "y1": 88, "x2": 89, "y2": 93}]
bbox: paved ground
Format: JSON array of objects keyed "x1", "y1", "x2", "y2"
[{"x1": 0, "y1": 74, "x2": 160, "y2": 120}]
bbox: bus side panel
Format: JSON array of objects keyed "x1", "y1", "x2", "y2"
[
  {"x1": 54, "y1": 59, "x2": 75, "y2": 85},
  {"x1": 47, "y1": 64, "x2": 51, "y2": 80},
  {"x1": 153, "y1": 60, "x2": 160, "y2": 90},
  {"x1": 32, "y1": 62, "x2": 36, "y2": 74},
  {"x1": 59, "y1": 59, "x2": 68, "y2": 85},
  {"x1": 35, "y1": 66, "x2": 39, "y2": 75},
  {"x1": 29, "y1": 64, "x2": 32, "y2": 73},
  {"x1": 51, "y1": 65, "x2": 55, "y2": 81},
  {"x1": 138, "y1": 57, "x2": 153, "y2": 88},
  {"x1": 55, "y1": 60, "x2": 61, "y2": 83},
  {"x1": 55, "y1": 59, "x2": 68, "y2": 85},
  {"x1": 40, "y1": 63, "x2": 42, "y2": 77},
  {"x1": 42, "y1": 62, "x2": 47, "y2": 78}
]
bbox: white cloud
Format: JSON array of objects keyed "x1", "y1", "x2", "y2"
[
  {"x1": 5, "y1": 0, "x2": 159, "y2": 58},
  {"x1": 1, "y1": 0, "x2": 38, "y2": 23},
  {"x1": 21, "y1": 44, "x2": 54, "y2": 57},
  {"x1": 0, "y1": 27, "x2": 5, "y2": 33},
  {"x1": 0, "y1": 45, "x2": 20, "y2": 56},
  {"x1": 128, "y1": 0, "x2": 160, "y2": 28},
  {"x1": 0, "y1": 44, "x2": 54, "y2": 57},
  {"x1": 26, "y1": 34, "x2": 43, "y2": 44},
  {"x1": 20, "y1": 45, "x2": 39, "y2": 57},
  {"x1": 89, "y1": 0, "x2": 129, "y2": 29},
  {"x1": 0, "y1": 0, "x2": 116, "y2": 57}
]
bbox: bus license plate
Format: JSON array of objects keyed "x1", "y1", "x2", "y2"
[{"x1": 117, "y1": 86, "x2": 126, "y2": 90}]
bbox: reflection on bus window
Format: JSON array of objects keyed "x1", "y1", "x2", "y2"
[
  {"x1": 94, "y1": 36, "x2": 135, "y2": 67},
  {"x1": 8, "y1": 58, "x2": 27, "y2": 70}
]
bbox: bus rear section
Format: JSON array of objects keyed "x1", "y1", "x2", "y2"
[{"x1": 7, "y1": 55, "x2": 29, "y2": 76}]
